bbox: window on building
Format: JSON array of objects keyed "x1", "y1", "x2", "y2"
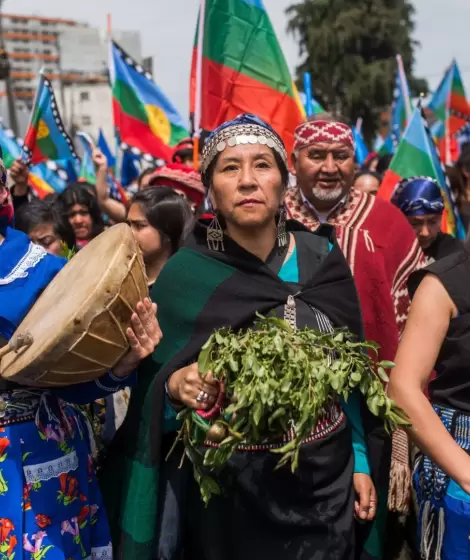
[
  {"x1": 43, "y1": 49, "x2": 51, "y2": 55},
  {"x1": 79, "y1": 91, "x2": 90, "y2": 102},
  {"x1": 81, "y1": 115, "x2": 91, "y2": 126}
]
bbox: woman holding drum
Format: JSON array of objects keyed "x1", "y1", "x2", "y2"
[{"x1": 0, "y1": 154, "x2": 162, "y2": 560}]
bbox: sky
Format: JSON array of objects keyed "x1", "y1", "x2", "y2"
[{"x1": 6, "y1": 0, "x2": 470, "y2": 122}]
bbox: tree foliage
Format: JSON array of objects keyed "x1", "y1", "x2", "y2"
[{"x1": 286, "y1": 0, "x2": 428, "y2": 143}]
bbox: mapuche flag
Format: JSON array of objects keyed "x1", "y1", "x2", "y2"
[
  {"x1": 22, "y1": 72, "x2": 78, "y2": 166},
  {"x1": 110, "y1": 41, "x2": 189, "y2": 162},
  {"x1": 428, "y1": 60, "x2": 470, "y2": 138},
  {"x1": 190, "y1": 0, "x2": 305, "y2": 154},
  {"x1": 377, "y1": 105, "x2": 466, "y2": 240}
]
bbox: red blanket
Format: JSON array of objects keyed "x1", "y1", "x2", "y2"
[{"x1": 285, "y1": 187, "x2": 424, "y2": 361}]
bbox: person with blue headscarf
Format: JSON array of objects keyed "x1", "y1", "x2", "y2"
[{"x1": 391, "y1": 177, "x2": 462, "y2": 262}]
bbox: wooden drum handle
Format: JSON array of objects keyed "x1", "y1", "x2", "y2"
[{"x1": 0, "y1": 332, "x2": 34, "y2": 360}]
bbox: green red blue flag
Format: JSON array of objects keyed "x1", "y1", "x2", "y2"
[
  {"x1": 428, "y1": 60, "x2": 470, "y2": 136},
  {"x1": 377, "y1": 105, "x2": 466, "y2": 239},
  {"x1": 379, "y1": 63, "x2": 412, "y2": 156},
  {"x1": 22, "y1": 72, "x2": 78, "y2": 166},
  {"x1": 190, "y1": 0, "x2": 305, "y2": 154},
  {"x1": 109, "y1": 40, "x2": 188, "y2": 162}
]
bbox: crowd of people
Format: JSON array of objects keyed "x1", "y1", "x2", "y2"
[{"x1": 0, "y1": 111, "x2": 470, "y2": 560}]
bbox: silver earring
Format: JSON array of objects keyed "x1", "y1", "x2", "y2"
[
  {"x1": 207, "y1": 214, "x2": 224, "y2": 251},
  {"x1": 277, "y1": 207, "x2": 288, "y2": 248}
]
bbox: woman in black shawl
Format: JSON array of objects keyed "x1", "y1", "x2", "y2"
[{"x1": 103, "y1": 114, "x2": 376, "y2": 560}]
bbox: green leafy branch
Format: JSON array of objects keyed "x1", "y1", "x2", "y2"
[{"x1": 173, "y1": 314, "x2": 409, "y2": 505}]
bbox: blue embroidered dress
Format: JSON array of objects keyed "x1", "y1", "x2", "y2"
[{"x1": 0, "y1": 227, "x2": 135, "y2": 560}]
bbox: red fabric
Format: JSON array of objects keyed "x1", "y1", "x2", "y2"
[
  {"x1": 148, "y1": 163, "x2": 205, "y2": 208},
  {"x1": 293, "y1": 121, "x2": 354, "y2": 151},
  {"x1": 285, "y1": 188, "x2": 425, "y2": 361},
  {"x1": 190, "y1": 49, "x2": 303, "y2": 155},
  {"x1": 112, "y1": 99, "x2": 173, "y2": 161}
]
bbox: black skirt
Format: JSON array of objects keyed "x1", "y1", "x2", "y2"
[{"x1": 182, "y1": 416, "x2": 354, "y2": 560}]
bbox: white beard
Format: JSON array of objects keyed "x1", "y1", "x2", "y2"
[{"x1": 310, "y1": 185, "x2": 345, "y2": 203}]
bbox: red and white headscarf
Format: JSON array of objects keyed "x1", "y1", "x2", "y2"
[{"x1": 293, "y1": 120, "x2": 355, "y2": 152}]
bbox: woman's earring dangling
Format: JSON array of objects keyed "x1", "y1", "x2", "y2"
[
  {"x1": 207, "y1": 214, "x2": 225, "y2": 252},
  {"x1": 277, "y1": 207, "x2": 288, "y2": 248}
]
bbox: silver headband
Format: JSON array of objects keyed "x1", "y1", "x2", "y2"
[{"x1": 201, "y1": 124, "x2": 288, "y2": 176}]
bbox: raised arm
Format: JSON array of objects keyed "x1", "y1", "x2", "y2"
[
  {"x1": 388, "y1": 274, "x2": 470, "y2": 493},
  {"x1": 93, "y1": 148, "x2": 127, "y2": 223}
]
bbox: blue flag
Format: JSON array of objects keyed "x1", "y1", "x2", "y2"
[{"x1": 98, "y1": 129, "x2": 116, "y2": 169}]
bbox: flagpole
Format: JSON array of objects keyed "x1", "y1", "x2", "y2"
[
  {"x1": 396, "y1": 54, "x2": 412, "y2": 123},
  {"x1": 444, "y1": 105, "x2": 451, "y2": 166},
  {"x1": 193, "y1": 0, "x2": 206, "y2": 170},
  {"x1": 355, "y1": 117, "x2": 363, "y2": 132}
]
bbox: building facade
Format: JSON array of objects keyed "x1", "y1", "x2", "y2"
[{"x1": 0, "y1": 12, "x2": 142, "y2": 142}]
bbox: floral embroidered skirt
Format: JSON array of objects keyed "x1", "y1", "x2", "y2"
[{"x1": 0, "y1": 392, "x2": 112, "y2": 560}]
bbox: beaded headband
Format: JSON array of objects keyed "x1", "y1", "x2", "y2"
[{"x1": 201, "y1": 123, "x2": 288, "y2": 177}]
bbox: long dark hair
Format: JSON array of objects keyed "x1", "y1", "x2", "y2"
[
  {"x1": 58, "y1": 182, "x2": 105, "y2": 239},
  {"x1": 15, "y1": 198, "x2": 76, "y2": 249},
  {"x1": 129, "y1": 186, "x2": 193, "y2": 255}
]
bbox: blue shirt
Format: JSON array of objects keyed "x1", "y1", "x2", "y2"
[{"x1": 0, "y1": 227, "x2": 135, "y2": 402}]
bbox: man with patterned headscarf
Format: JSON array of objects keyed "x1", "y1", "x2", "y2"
[
  {"x1": 391, "y1": 176, "x2": 462, "y2": 263},
  {"x1": 285, "y1": 119, "x2": 425, "y2": 560}
]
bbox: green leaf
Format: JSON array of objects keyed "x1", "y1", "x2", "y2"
[
  {"x1": 334, "y1": 332, "x2": 344, "y2": 343},
  {"x1": 281, "y1": 379, "x2": 291, "y2": 393},
  {"x1": 229, "y1": 356, "x2": 239, "y2": 373},
  {"x1": 253, "y1": 401, "x2": 263, "y2": 426},
  {"x1": 198, "y1": 342, "x2": 212, "y2": 374},
  {"x1": 350, "y1": 371, "x2": 362, "y2": 383},
  {"x1": 274, "y1": 335, "x2": 283, "y2": 353},
  {"x1": 377, "y1": 367, "x2": 390, "y2": 383},
  {"x1": 379, "y1": 360, "x2": 395, "y2": 370},
  {"x1": 268, "y1": 407, "x2": 286, "y2": 427}
]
